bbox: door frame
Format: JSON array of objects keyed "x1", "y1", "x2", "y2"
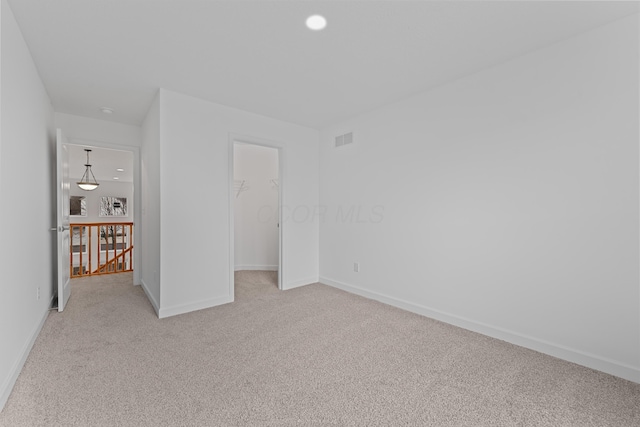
[
  {"x1": 67, "y1": 138, "x2": 142, "y2": 286},
  {"x1": 228, "y1": 133, "x2": 285, "y2": 296}
]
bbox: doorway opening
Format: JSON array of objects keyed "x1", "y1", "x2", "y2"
[
  {"x1": 67, "y1": 143, "x2": 136, "y2": 280},
  {"x1": 232, "y1": 141, "x2": 282, "y2": 300},
  {"x1": 55, "y1": 129, "x2": 141, "y2": 312}
]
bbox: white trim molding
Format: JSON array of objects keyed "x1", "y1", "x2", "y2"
[
  {"x1": 283, "y1": 276, "x2": 318, "y2": 291},
  {"x1": 158, "y1": 295, "x2": 233, "y2": 319},
  {"x1": 320, "y1": 276, "x2": 640, "y2": 384},
  {"x1": 234, "y1": 265, "x2": 278, "y2": 271}
]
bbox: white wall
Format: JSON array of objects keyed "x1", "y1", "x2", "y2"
[
  {"x1": 69, "y1": 180, "x2": 134, "y2": 223},
  {"x1": 234, "y1": 143, "x2": 279, "y2": 271},
  {"x1": 54, "y1": 112, "x2": 141, "y2": 148},
  {"x1": 140, "y1": 92, "x2": 161, "y2": 313},
  {"x1": 0, "y1": 0, "x2": 54, "y2": 410},
  {"x1": 319, "y1": 15, "x2": 640, "y2": 382},
  {"x1": 157, "y1": 89, "x2": 319, "y2": 318}
]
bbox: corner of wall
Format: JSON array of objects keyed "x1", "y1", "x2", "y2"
[{"x1": 140, "y1": 279, "x2": 160, "y2": 316}]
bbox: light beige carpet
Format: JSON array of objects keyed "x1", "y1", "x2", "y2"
[{"x1": 1, "y1": 272, "x2": 639, "y2": 426}]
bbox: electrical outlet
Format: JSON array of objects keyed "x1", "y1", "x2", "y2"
[
  {"x1": 37, "y1": 287, "x2": 40, "y2": 300},
  {"x1": 354, "y1": 262, "x2": 360, "y2": 273}
]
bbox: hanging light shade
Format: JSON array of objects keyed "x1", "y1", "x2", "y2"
[{"x1": 77, "y1": 149, "x2": 99, "y2": 191}]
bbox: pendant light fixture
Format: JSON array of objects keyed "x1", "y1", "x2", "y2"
[{"x1": 77, "y1": 149, "x2": 99, "y2": 191}]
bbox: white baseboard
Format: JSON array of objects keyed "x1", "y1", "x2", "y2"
[
  {"x1": 320, "y1": 276, "x2": 640, "y2": 384},
  {"x1": 140, "y1": 279, "x2": 160, "y2": 317},
  {"x1": 234, "y1": 265, "x2": 278, "y2": 271},
  {"x1": 0, "y1": 306, "x2": 49, "y2": 412},
  {"x1": 159, "y1": 295, "x2": 233, "y2": 319},
  {"x1": 283, "y1": 276, "x2": 318, "y2": 291}
]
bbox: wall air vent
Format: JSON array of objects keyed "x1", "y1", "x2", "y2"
[{"x1": 335, "y1": 132, "x2": 353, "y2": 148}]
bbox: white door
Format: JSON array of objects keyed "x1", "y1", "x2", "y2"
[{"x1": 56, "y1": 129, "x2": 71, "y2": 311}]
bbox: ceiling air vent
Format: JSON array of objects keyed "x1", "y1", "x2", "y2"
[{"x1": 335, "y1": 132, "x2": 353, "y2": 148}]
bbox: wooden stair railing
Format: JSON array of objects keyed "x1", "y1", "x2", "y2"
[
  {"x1": 93, "y1": 246, "x2": 134, "y2": 274},
  {"x1": 70, "y1": 222, "x2": 134, "y2": 278}
]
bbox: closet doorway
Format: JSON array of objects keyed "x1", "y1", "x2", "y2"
[{"x1": 232, "y1": 141, "x2": 282, "y2": 298}]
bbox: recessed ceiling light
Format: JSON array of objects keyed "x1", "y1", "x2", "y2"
[
  {"x1": 113, "y1": 177, "x2": 119, "y2": 180},
  {"x1": 116, "y1": 168, "x2": 124, "y2": 172},
  {"x1": 100, "y1": 107, "x2": 114, "y2": 114},
  {"x1": 306, "y1": 15, "x2": 326, "y2": 31}
]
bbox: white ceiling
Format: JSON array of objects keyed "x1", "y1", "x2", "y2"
[
  {"x1": 68, "y1": 144, "x2": 133, "y2": 183},
  {"x1": 7, "y1": 0, "x2": 639, "y2": 129}
]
